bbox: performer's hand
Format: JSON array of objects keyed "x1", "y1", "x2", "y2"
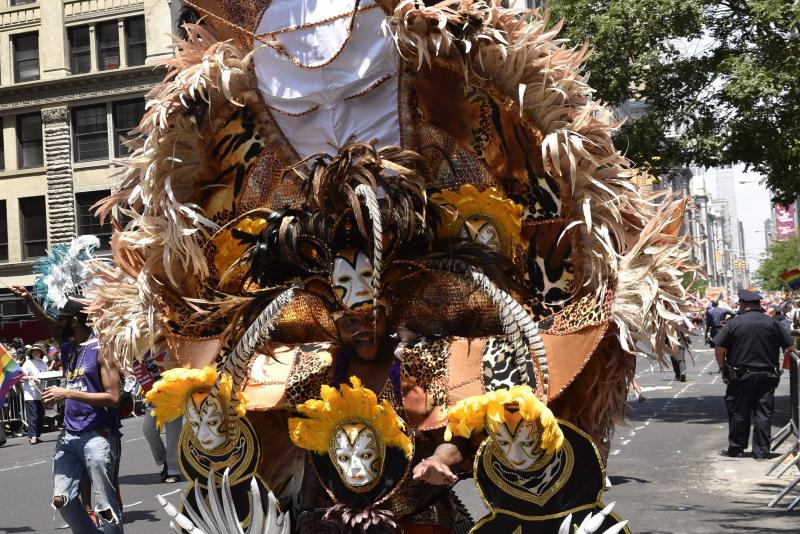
[
  {"x1": 43, "y1": 386, "x2": 70, "y2": 406},
  {"x1": 10, "y1": 285, "x2": 33, "y2": 303},
  {"x1": 412, "y1": 457, "x2": 457, "y2": 485}
]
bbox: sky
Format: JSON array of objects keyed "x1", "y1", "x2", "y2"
[{"x1": 731, "y1": 166, "x2": 773, "y2": 272}]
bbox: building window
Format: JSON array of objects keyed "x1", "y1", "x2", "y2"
[
  {"x1": 97, "y1": 21, "x2": 120, "y2": 70},
  {"x1": 72, "y1": 105, "x2": 108, "y2": 162},
  {"x1": 13, "y1": 32, "x2": 39, "y2": 83},
  {"x1": 68, "y1": 26, "x2": 91, "y2": 75},
  {"x1": 0, "y1": 131, "x2": 4, "y2": 171},
  {"x1": 20, "y1": 196, "x2": 47, "y2": 259},
  {"x1": 17, "y1": 112, "x2": 43, "y2": 169},
  {"x1": 76, "y1": 191, "x2": 112, "y2": 250},
  {"x1": 0, "y1": 200, "x2": 7, "y2": 262},
  {"x1": 10, "y1": 0, "x2": 36, "y2": 5},
  {"x1": 125, "y1": 17, "x2": 146, "y2": 66},
  {"x1": 112, "y1": 99, "x2": 145, "y2": 157},
  {"x1": 0, "y1": 291, "x2": 30, "y2": 319}
]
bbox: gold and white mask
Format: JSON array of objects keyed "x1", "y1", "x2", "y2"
[
  {"x1": 489, "y1": 419, "x2": 543, "y2": 470},
  {"x1": 329, "y1": 420, "x2": 385, "y2": 490},
  {"x1": 458, "y1": 217, "x2": 502, "y2": 251},
  {"x1": 184, "y1": 393, "x2": 227, "y2": 451},
  {"x1": 332, "y1": 249, "x2": 375, "y2": 311}
]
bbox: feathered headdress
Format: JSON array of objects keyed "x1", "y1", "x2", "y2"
[
  {"x1": 445, "y1": 384, "x2": 564, "y2": 455},
  {"x1": 32, "y1": 235, "x2": 102, "y2": 315},
  {"x1": 288, "y1": 376, "x2": 413, "y2": 459}
]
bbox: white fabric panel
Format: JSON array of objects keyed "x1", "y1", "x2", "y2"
[{"x1": 254, "y1": 0, "x2": 401, "y2": 158}]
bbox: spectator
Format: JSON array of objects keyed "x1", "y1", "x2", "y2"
[
  {"x1": 774, "y1": 304, "x2": 792, "y2": 335},
  {"x1": 705, "y1": 300, "x2": 734, "y2": 347},
  {"x1": 137, "y1": 351, "x2": 182, "y2": 483},
  {"x1": 22, "y1": 342, "x2": 48, "y2": 444},
  {"x1": 48, "y1": 347, "x2": 63, "y2": 372}
]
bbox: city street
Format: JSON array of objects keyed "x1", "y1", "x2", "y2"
[
  {"x1": 1, "y1": 335, "x2": 798, "y2": 533},
  {"x1": 604, "y1": 337, "x2": 798, "y2": 533}
]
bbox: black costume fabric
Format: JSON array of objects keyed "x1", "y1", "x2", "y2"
[{"x1": 177, "y1": 416, "x2": 272, "y2": 528}]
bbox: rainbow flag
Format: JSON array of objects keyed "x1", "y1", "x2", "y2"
[
  {"x1": 0, "y1": 345, "x2": 24, "y2": 407},
  {"x1": 780, "y1": 269, "x2": 800, "y2": 291}
]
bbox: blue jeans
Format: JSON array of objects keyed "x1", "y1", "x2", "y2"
[{"x1": 53, "y1": 429, "x2": 123, "y2": 533}]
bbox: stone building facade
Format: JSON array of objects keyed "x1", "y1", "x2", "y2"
[{"x1": 0, "y1": 0, "x2": 172, "y2": 323}]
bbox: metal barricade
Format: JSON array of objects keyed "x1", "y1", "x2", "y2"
[
  {"x1": 767, "y1": 353, "x2": 800, "y2": 510},
  {"x1": 0, "y1": 383, "x2": 27, "y2": 434}
]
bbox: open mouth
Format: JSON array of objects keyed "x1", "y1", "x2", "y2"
[{"x1": 352, "y1": 330, "x2": 376, "y2": 347}]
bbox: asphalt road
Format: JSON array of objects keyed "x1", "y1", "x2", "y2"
[
  {"x1": 603, "y1": 335, "x2": 799, "y2": 533},
  {"x1": 1, "y1": 333, "x2": 798, "y2": 533}
]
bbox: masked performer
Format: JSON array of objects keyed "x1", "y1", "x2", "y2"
[{"x1": 86, "y1": 1, "x2": 692, "y2": 532}]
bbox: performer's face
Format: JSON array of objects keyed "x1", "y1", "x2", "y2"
[
  {"x1": 185, "y1": 394, "x2": 226, "y2": 451},
  {"x1": 492, "y1": 419, "x2": 542, "y2": 469},
  {"x1": 331, "y1": 422, "x2": 382, "y2": 490},
  {"x1": 334, "y1": 307, "x2": 387, "y2": 362}
]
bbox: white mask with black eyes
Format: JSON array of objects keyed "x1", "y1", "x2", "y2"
[
  {"x1": 491, "y1": 420, "x2": 543, "y2": 470},
  {"x1": 185, "y1": 395, "x2": 227, "y2": 451},
  {"x1": 332, "y1": 250, "x2": 375, "y2": 310},
  {"x1": 331, "y1": 422, "x2": 383, "y2": 489}
]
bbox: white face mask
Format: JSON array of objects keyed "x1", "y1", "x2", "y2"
[
  {"x1": 332, "y1": 250, "x2": 375, "y2": 310},
  {"x1": 332, "y1": 423, "x2": 382, "y2": 489},
  {"x1": 491, "y1": 420, "x2": 542, "y2": 470},
  {"x1": 185, "y1": 395, "x2": 227, "y2": 451}
]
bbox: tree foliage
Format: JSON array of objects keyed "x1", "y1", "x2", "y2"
[
  {"x1": 547, "y1": 0, "x2": 800, "y2": 203},
  {"x1": 755, "y1": 236, "x2": 800, "y2": 291}
]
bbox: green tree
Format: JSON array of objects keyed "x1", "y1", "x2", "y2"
[
  {"x1": 546, "y1": 0, "x2": 800, "y2": 203},
  {"x1": 755, "y1": 236, "x2": 800, "y2": 290}
]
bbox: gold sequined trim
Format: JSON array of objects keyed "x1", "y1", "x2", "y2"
[{"x1": 345, "y1": 73, "x2": 394, "y2": 101}]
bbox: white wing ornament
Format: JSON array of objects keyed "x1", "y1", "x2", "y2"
[{"x1": 157, "y1": 468, "x2": 290, "y2": 534}]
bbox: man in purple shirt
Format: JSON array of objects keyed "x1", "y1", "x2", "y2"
[{"x1": 12, "y1": 287, "x2": 123, "y2": 533}]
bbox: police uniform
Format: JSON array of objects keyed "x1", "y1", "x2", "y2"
[{"x1": 713, "y1": 290, "x2": 792, "y2": 458}]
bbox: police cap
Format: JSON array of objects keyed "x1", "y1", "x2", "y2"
[{"x1": 737, "y1": 288, "x2": 762, "y2": 302}]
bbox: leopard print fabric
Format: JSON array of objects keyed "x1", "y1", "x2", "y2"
[
  {"x1": 401, "y1": 337, "x2": 450, "y2": 412},
  {"x1": 285, "y1": 343, "x2": 334, "y2": 407},
  {"x1": 541, "y1": 291, "x2": 612, "y2": 335},
  {"x1": 481, "y1": 336, "x2": 537, "y2": 392}
]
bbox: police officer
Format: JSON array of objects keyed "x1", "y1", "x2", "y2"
[{"x1": 714, "y1": 289, "x2": 793, "y2": 459}]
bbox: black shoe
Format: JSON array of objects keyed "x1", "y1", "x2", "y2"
[
  {"x1": 680, "y1": 375, "x2": 687, "y2": 382},
  {"x1": 164, "y1": 474, "x2": 182, "y2": 484},
  {"x1": 721, "y1": 449, "x2": 745, "y2": 458},
  {"x1": 160, "y1": 463, "x2": 169, "y2": 482}
]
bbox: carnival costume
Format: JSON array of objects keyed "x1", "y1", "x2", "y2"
[
  {"x1": 85, "y1": 1, "x2": 692, "y2": 531},
  {"x1": 446, "y1": 385, "x2": 629, "y2": 533}
]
